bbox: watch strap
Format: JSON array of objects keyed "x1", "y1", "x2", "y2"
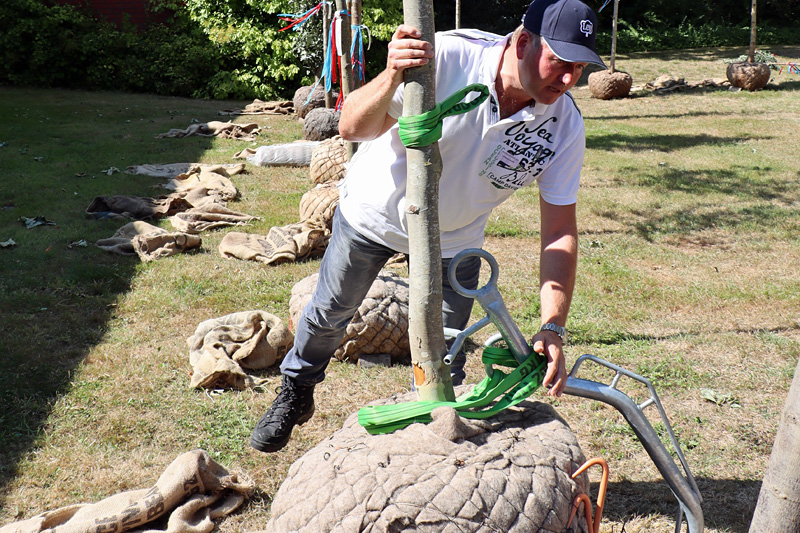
[{"x1": 539, "y1": 322, "x2": 567, "y2": 343}]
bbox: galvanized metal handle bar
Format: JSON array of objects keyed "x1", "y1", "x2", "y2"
[
  {"x1": 564, "y1": 355, "x2": 704, "y2": 533},
  {"x1": 444, "y1": 248, "x2": 704, "y2": 533}
]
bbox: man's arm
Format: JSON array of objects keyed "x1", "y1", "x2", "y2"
[
  {"x1": 338, "y1": 25, "x2": 433, "y2": 142},
  {"x1": 532, "y1": 197, "x2": 578, "y2": 397}
]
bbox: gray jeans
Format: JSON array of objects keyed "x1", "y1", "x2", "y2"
[{"x1": 280, "y1": 208, "x2": 480, "y2": 386}]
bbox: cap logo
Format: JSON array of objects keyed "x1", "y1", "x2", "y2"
[{"x1": 579, "y1": 19, "x2": 593, "y2": 37}]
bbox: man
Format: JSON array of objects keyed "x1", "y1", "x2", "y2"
[{"x1": 250, "y1": 0, "x2": 606, "y2": 453}]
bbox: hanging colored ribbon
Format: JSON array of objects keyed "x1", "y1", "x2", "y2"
[
  {"x1": 350, "y1": 24, "x2": 371, "y2": 83},
  {"x1": 331, "y1": 11, "x2": 346, "y2": 110},
  {"x1": 306, "y1": 10, "x2": 347, "y2": 110},
  {"x1": 278, "y1": 2, "x2": 323, "y2": 32}
]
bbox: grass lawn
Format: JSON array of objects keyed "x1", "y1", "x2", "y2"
[{"x1": 0, "y1": 44, "x2": 798, "y2": 532}]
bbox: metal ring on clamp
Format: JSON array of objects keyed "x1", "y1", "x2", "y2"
[
  {"x1": 447, "y1": 248, "x2": 499, "y2": 298},
  {"x1": 447, "y1": 248, "x2": 532, "y2": 365}
]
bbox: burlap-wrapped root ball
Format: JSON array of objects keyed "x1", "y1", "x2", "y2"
[
  {"x1": 588, "y1": 69, "x2": 633, "y2": 100},
  {"x1": 299, "y1": 181, "x2": 340, "y2": 229},
  {"x1": 289, "y1": 270, "x2": 410, "y2": 364},
  {"x1": 264, "y1": 391, "x2": 590, "y2": 532},
  {"x1": 310, "y1": 135, "x2": 348, "y2": 185},
  {"x1": 293, "y1": 85, "x2": 339, "y2": 119},
  {"x1": 303, "y1": 107, "x2": 341, "y2": 141},
  {"x1": 726, "y1": 61, "x2": 770, "y2": 91}
]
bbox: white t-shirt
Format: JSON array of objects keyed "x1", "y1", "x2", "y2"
[{"x1": 338, "y1": 29, "x2": 585, "y2": 257}]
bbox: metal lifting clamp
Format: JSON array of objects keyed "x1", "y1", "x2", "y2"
[{"x1": 445, "y1": 249, "x2": 704, "y2": 533}]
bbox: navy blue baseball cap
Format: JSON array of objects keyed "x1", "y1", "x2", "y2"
[{"x1": 522, "y1": 0, "x2": 607, "y2": 68}]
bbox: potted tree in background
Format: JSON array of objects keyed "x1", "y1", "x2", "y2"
[
  {"x1": 588, "y1": 0, "x2": 632, "y2": 99},
  {"x1": 726, "y1": 0, "x2": 771, "y2": 90}
]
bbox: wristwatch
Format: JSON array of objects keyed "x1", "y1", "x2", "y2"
[{"x1": 539, "y1": 322, "x2": 567, "y2": 344}]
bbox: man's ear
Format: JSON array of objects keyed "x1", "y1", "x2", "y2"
[{"x1": 515, "y1": 31, "x2": 530, "y2": 60}]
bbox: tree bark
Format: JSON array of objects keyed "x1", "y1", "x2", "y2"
[
  {"x1": 609, "y1": 0, "x2": 620, "y2": 73},
  {"x1": 748, "y1": 0, "x2": 757, "y2": 63},
  {"x1": 749, "y1": 356, "x2": 800, "y2": 532},
  {"x1": 335, "y1": 0, "x2": 356, "y2": 159},
  {"x1": 402, "y1": 0, "x2": 454, "y2": 402},
  {"x1": 322, "y1": 2, "x2": 333, "y2": 108},
  {"x1": 350, "y1": 0, "x2": 363, "y2": 91}
]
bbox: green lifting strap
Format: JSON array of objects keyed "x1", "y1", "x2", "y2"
[
  {"x1": 397, "y1": 83, "x2": 490, "y2": 148},
  {"x1": 357, "y1": 346, "x2": 547, "y2": 435}
]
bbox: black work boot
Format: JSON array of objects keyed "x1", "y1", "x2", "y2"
[{"x1": 250, "y1": 374, "x2": 315, "y2": 453}]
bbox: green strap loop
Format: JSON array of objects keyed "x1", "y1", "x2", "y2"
[
  {"x1": 357, "y1": 346, "x2": 547, "y2": 435},
  {"x1": 397, "y1": 83, "x2": 490, "y2": 148}
]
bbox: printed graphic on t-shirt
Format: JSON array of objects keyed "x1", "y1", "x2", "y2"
[{"x1": 479, "y1": 117, "x2": 557, "y2": 190}]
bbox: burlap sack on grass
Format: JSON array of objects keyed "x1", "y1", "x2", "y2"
[
  {"x1": 188, "y1": 310, "x2": 294, "y2": 390},
  {"x1": 0, "y1": 449, "x2": 253, "y2": 533},
  {"x1": 309, "y1": 135, "x2": 348, "y2": 185},
  {"x1": 218, "y1": 217, "x2": 330, "y2": 266},
  {"x1": 298, "y1": 181, "x2": 339, "y2": 229},
  {"x1": 125, "y1": 163, "x2": 246, "y2": 179},
  {"x1": 289, "y1": 270, "x2": 410, "y2": 364},
  {"x1": 132, "y1": 231, "x2": 201, "y2": 262},
  {"x1": 96, "y1": 221, "x2": 201, "y2": 261},
  {"x1": 86, "y1": 195, "x2": 192, "y2": 221},
  {"x1": 218, "y1": 99, "x2": 293, "y2": 116},
  {"x1": 159, "y1": 166, "x2": 239, "y2": 203},
  {"x1": 261, "y1": 391, "x2": 589, "y2": 533},
  {"x1": 170, "y1": 202, "x2": 258, "y2": 234},
  {"x1": 96, "y1": 220, "x2": 161, "y2": 256},
  {"x1": 156, "y1": 121, "x2": 260, "y2": 141}
]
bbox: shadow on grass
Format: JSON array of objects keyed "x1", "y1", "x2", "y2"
[
  {"x1": 636, "y1": 166, "x2": 794, "y2": 201},
  {"x1": 586, "y1": 159, "x2": 797, "y2": 241},
  {"x1": 585, "y1": 109, "x2": 726, "y2": 120},
  {"x1": 587, "y1": 132, "x2": 774, "y2": 152},
  {"x1": 595, "y1": 478, "x2": 760, "y2": 533},
  {"x1": 765, "y1": 79, "x2": 800, "y2": 91},
  {"x1": 635, "y1": 45, "x2": 800, "y2": 64},
  {"x1": 632, "y1": 202, "x2": 795, "y2": 243},
  {"x1": 0, "y1": 87, "x2": 224, "y2": 503}
]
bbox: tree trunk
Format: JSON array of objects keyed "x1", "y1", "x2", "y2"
[
  {"x1": 609, "y1": 0, "x2": 620, "y2": 73},
  {"x1": 350, "y1": 0, "x2": 363, "y2": 91},
  {"x1": 748, "y1": 0, "x2": 757, "y2": 63},
  {"x1": 749, "y1": 356, "x2": 800, "y2": 532},
  {"x1": 322, "y1": 2, "x2": 333, "y2": 108},
  {"x1": 335, "y1": 0, "x2": 356, "y2": 159},
  {"x1": 402, "y1": 0, "x2": 454, "y2": 402},
  {"x1": 455, "y1": 0, "x2": 461, "y2": 29}
]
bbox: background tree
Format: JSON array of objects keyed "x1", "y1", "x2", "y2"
[
  {"x1": 3, "y1": 0, "x2": 798, "y2": 98},
  {"x1": 725, "y1": 0, "x2": 771, "y2": 90},
  {"x1": 748, "y1": 356, "x2": 800, "y2": 532}
]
